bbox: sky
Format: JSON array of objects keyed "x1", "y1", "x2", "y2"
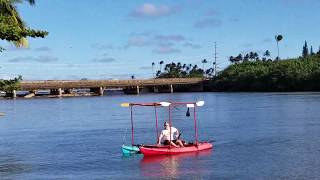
[{"x1": 1, "y1": 0, "x2": 320, "y2": 80}]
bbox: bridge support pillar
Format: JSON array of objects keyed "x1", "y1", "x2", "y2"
[
  {"x1": 153, "y1": 86, "x2": 158, "y2": 93},
  {"x1": 58, "y1": 88, "x2": 62, "y2": 97},
  {"x1": 136, "y1": 86, "x2": 140, "y2": 94},
  {"x1": 50, "y1": 88, "x2": 63, "y2": 96},
  {"x1": 64, "y1": 89, "x2": 72, "y2": 94},
  {"x1": 98, "y1": 87, "x2": 104, "y2": 96},
  {"x1": 12, "y1": 90, "x2": 16, "y2": 98},
  {"x1": 90, "y1": 87, "x2": 104, "y2": 96},
  {"x1": 170, "y1": 84, "x2": 173, "y2": 93}
]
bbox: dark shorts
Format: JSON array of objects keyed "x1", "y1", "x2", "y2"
[{"x1": 163, "y1": 140, "x2": 177, "y2": 145}]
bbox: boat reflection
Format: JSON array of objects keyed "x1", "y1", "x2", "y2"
[{"x1": 140, "y1": 149, "x2": 212, "y2": 178}]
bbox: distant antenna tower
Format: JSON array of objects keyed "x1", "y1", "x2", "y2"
[{"x1": 213, "y1": 42, "x2": 217, "y2": 76}]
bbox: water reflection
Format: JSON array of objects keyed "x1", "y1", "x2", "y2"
[
  {"x1": 140, "y1": 149, "x2": 212, "y2": 178},
  {"x1": 0, "y1": 155, "x2": 31, "y2": 177}
]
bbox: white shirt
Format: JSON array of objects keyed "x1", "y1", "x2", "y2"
[{"x1": 159, "y1": 127, "x2": 178, "y2": 141}]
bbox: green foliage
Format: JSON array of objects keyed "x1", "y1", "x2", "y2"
[
  {"x1": 275, "y1": 35, "x2": 283, "y2": 42},
  {"x1": 0, "y1": 0, "x2": 48, "y2": 47},
  {"x1": 0, "y1": 15, "x2": 48, "y2": 42},
  {"x1": 302, "y1": 41, "x2": 309, "y2": 58},
  {"x1": 0, "y1": 75, "x2": 22, "y2": 92},
  {"x1": 229, "y1": 51, "x2": 263, "y2": 64},
  {"x1": 209, "y1": 55, "x2": 320, "y2": 91},
  {"x1": 156, "y1": 62, "x2": 208, "y2": 78}
]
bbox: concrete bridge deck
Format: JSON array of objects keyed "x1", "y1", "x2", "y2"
[{"x1": 20, "y1": 78, "x2": 205, "y2": 90}]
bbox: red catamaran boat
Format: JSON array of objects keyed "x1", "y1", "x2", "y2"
[{"x1": 121, "y1": 101, "x2": 213, "y2": 156}]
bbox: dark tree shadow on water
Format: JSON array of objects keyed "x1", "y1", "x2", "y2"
[{"x1": 0, "y1": 155, "x2": 31, "y2": 178}]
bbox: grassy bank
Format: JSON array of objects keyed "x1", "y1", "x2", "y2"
[{"x1": 208, "y1": 55, "x2": 320, "y2": 91}]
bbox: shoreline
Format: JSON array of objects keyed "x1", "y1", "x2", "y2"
[{"x1": 1, "y1": 91, "x2": 320, "y2": 100}]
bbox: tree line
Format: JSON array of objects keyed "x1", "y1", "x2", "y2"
[
  {"x1": 208, "y1": 54, "x2": 320, "y2": 91},
  {"x1": 152, "y1": 60, "x2": 214, "y2": 78},
  {"x1": 302, "y1": 41, "x2": 320, "y2": 58}
]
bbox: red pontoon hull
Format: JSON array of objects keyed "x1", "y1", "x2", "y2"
[{"x1": 139, "y1": 142, "x2": 213, "y2": 156}]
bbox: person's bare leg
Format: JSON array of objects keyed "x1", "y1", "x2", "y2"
[
  {"x1": 170, "y1": 141, "x2": 179, "y2": 147},
  {"x1": 176, "y1": 140, "x2": 184, "y2": 147}
]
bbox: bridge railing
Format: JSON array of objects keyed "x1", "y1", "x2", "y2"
[{"x1": 20, "y1": 78, "x2": 205, "y2": 90}]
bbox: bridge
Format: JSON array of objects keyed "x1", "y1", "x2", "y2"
[{"x1": 16, "y1": 78, "x2": 206, "y2": 97}]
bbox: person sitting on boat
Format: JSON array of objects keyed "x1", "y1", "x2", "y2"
[{"x1": 157, "y1": 121, "x2": 184, "y2": 147}]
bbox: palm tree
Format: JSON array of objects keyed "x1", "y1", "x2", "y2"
[
  {"x1": 253, "y1": 52, "x2": 259, "y2": 61},
  {"x1": 182, "y1": 63, "x2": 186, "y2": 70},
  {"x1": 156, "y1": 70, "x2": 161, "y2": 77},
  {"x1": 159, "y1": 61, "x2": 164, "y2": 72},
  {"x1": 201, "y1": 59, "x2": 207, "y2": 77},
  {"x1": 201, "y1": 59, "x2": 207, "y2": 70},
  {"x1": 263, "y1": 50, "x2": 271, "y2": 62},
  {"x1": 310, "y1": 46, "x2": 314, "y2": 55},
  {"x1": 177, "y1": 62, "x2": 182, "y2": 70},
  {"x1": 151, "y1": 62, "x2": 155, "y2": 78},
  {"x1": 264, "y1": 50, "x2": 271, "y2": 57},
  {"x1": 243, "y1": 54, "x2": 249, "y2": 62},
  {"x1": 275, "y1": 35, "x2": 283, "y2": 60},
  {"x1": 249, "y1": 52, "x2": 255, "y2": 61},
  {"x1": 235, "y1": 54, "x2": 243, "y2": 64},
  {"x1": 0, "y1": 0, "x2": 47, "y2": 47},
  {"x1": 229, "y1": 56, "x2": 235, "y2": 64},
  {"x1": 186, "y1": 66, "x2": 190, "y2": 72}
]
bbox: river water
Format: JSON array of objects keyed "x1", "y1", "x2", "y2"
[{"x1": 0, "y1": 92, "x2": 320, "y2": 179}]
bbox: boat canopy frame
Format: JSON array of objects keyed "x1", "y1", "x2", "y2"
[{"x1": 121, "y1": 101, "x2": 204, "y2": 148}]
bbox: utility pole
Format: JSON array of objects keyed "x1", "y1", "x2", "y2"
[{"x1": 214, "y1": 42, "x2": 217, "y2": 76}]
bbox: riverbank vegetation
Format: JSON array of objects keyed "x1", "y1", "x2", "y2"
[
  {"x1": 208, "y1": 55, "x2": 320, "y2": 91},
  {"x1": 0, "y1": 75, "x2": 22, "y2": 92},
  {"x1": 155, "y1": 41, "x2": 320, "y2": 92},
  {"x1": 155, "y1": 62, "x2": 213, "y2": 78},
  {"x1": 209, "y1": 41, "x2": 320, "y2": 91}
]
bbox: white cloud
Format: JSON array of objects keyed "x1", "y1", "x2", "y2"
[
  {"x1": 154, "y1": 35, "x2": 185, "y2": 42},
  {"x1": 153, "y1": 46, "x2": 181, "y2": 54},
  {"x1": 91, "y1": 43, "x2": 122, "y2": 50},
  {"x1": 126, "y1": 36, "x2": 152, "y2": 48},
  {"x1": 183, "y1": 42, "x2": 202, "y2": 49},
  {"x1": 130, "y1": 3, "x2": 179, "y2": 18},
  {"x1": 8, "y1": 55, "x2": 58, "y2": 63}
]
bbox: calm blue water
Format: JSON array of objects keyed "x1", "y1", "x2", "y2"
[{"x1": 0, "y1": 92, "x2": 320, "y2": 179}]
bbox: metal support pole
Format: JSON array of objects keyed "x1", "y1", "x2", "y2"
[
  {"x1": 130, "y1": 105, "x2": 134, "y2": 145},
  {"x1": 169, "y1": 105, "x2": 172, "y2": 148},
  {"x1": 154, "y1": 106, "x2": 159, "y2": 142},
  {"x1": 194, "y1": 105, "x2": 198, "y2": 145}
]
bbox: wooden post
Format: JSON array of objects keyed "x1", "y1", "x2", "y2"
[
  {"x1": 170, "y1": 84, "x2": 173, "y2": 93},
  {"x1": 136, "y1": 86, "x2": 140, "y2": 94}
]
